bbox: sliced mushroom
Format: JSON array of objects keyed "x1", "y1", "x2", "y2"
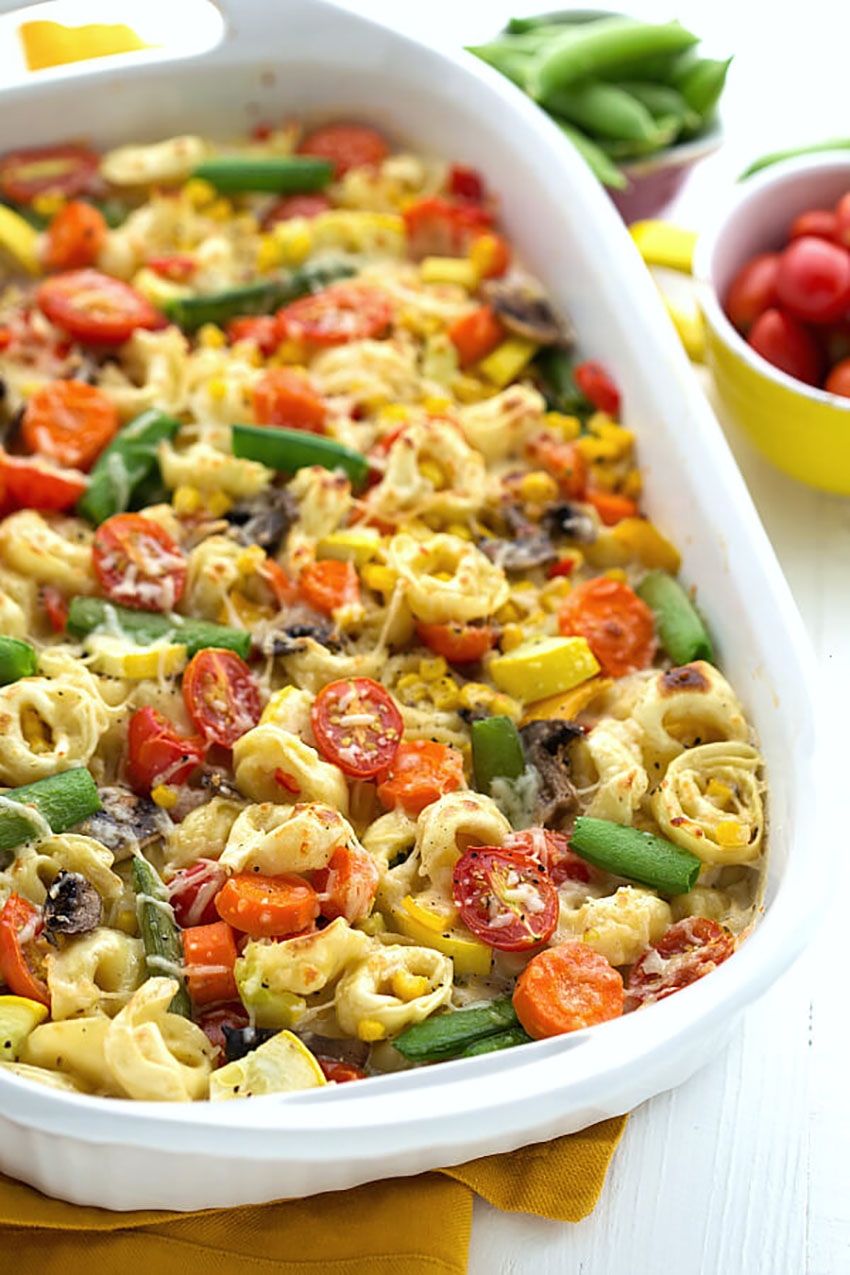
[
  {"x1": 541, "y1": 500, "x2": 598, "y2": 545},
  {"x1": 478, "y1": 532, "x2": 557, "y2": 572},
  {"x1": 223, "y1": 1024, "x2": 276, "y2": 1064},
  {"x1": 227, "y1": 487, "x2": 299, "y2": 552},
  {"x1": 42, "y1": 871, "x2": 102, "y2": 945},
  {"x1": 482, "y1": 277, "x2": 574, "y2": 348},
  {"x1": 79, "y1": 786, "x2": 166, "y2": 858},
  {"x1": 198, "y1": 768, "x2": 243, "y2": 800},
  {"x1": 264, "y1": 620, "x2": 342, "y2": 657},
  {"x1": 519, "y1": 719, "x2": 584, "y2": 830}
]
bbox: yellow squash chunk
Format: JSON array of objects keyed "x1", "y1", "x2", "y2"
[
  {"x1": 393, "y1": 901, "x2": 492, "y2": 976},
  {"x1": 420, "y1": 257, "x2": 479, "y2": 288},
  {"x1": 83, "y1": 634, "x2": 188, "y2": 679},
  {"x1": 317, "y1": 528, "x2": 383, "y2": 566},
  {"x1": 478, "y1": 336, "x2": 539, "y2": 388},
  {"x1": 0, "y1": 995, "x2": 49, "y2": 1061},
  {"x1": 0, "y1": 205, "x2": 41, "y2": 275},
  {"x1": 209, "y1": 1030, "x2": 326, "y2": 1101},
  {"x1": 521, "y1": 675, "x2": 614, "y2": 725},
  {"x1": 490, "y1": 635, "x2": 600, "y2": 702},
  {"x1": 611, "y1": 518, "x2": 681, "y2": 573}
]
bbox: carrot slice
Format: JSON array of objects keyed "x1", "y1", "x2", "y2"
[
  {"x1": 447, "y1": 306, "x2": 505, "y2": 368},
  {"x1": 585, "y1": 489, "x2": 639, "y2": 526},
  {"x1": 215, "y1": 873, "x2": 320, "y2": 938},
  {"x1": 512, "y1": 941, "x2": 624, "y2": 1038},
  {"x1": 182, "y1": 921, "x2": 238, "y2": 1006},
  {"x1": 376, "y1": 740, "x2": 465, "y2": 815},
  {"x1": 298, "y1": 559, "x2": 359, "y2": 616},
  {"x1": 43, "y1": 200, "x2": 107, "y2": 271}
]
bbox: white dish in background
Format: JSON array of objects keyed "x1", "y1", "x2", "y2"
[{"x1": 0, "y1": 0, "x2": 825, "y2": 1211}]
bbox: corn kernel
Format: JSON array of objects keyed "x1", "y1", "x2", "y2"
[
  {"x1": 198, "y1": 323, "x2": 227, "y2": 349},
  {"x1": 577, "y1": 435, "x2": 621, "y2": 463},
  {"x1": 151, "y1": 784, "x2": 178, "y2": 809},
  {"x1": 391, "y1": 970, "x2": 431, "y2": 1002},
  {"x1": 32, "y1": 193, "x2": 65, "y2": 218},
  {"x1": 205, "y1": 378, "x2": 228, "y2": 403},
  {"x1": 357, "y1": 1019, "x2": 387, "y2": 1043},
  {"x1": 492, "y1": 692, "x2": 522, "y2": 721},
  {"x1": 519, "y1": 471, "x2": 559, "y2": 504},
  {"x1": 500, "y1": 624, "x2": 526, "y2": 653},
  {"x1": 422, "y1": 395, "x2": 452, "y2": 414},
  {"x1": 495, "y1": 601, "x2": 521, "y2": 625},
  {"x1": 378, "y1": 404, "x2": 410, "y2": 426},
  {"x1": 236, "y1": 546, "x2": 266, "y2": 576},
  {"x1": 420, "y1": 257, "x2": 478, "y2": 288},
  {"x1": 589, "y1": 415, "x2": 634, "y2": 451},
  {"x1": 419, "y1": 656, "x2": 448, "y2": 682},
  {"x1": 172, "y1": 485, "x2": 203, "y2": 515},
  {"x1": 459, "y1": 681, "x2": 493, "y2": 710},
  {"x1": 361, "y1": 563, "x2": 397, "y2": 596},
  {"x1": 396, "y1": 672, "x2": 424, "y2": 692},
  {"x1": 206, "y1": 490, "x2": 233, "y2": 517},
  {"x1": 431, "y1": 677, "x2": 460, "y2": 710},
  {"x1": 183, "y1": 177, "x2": 216, "y2": 208},
  {"x1": 715, "y1": 820, "x2": 748, "y2": 848},
  {"x1": 605, "y1": 569, "x2": 628, "y2": 584},
  {"x1": 707, "y1": 779, "x2": 735, "y2": 807},
  {"x1": 256, "y1": 234, "x2": 281, "y2": 272},
  {"x1": 219, "y1": 591, "x2": 268, "y2": 626},
  {"x1": 543, "y1": 411, "x2": 582, "y2": 441},
  {"x1": 419, "y1": 460, "x2": 445, "y2": 489},
  {"x1": 206, "y1": 197, "x2": 233, "y2": 222},
  {"x1": 271, "y1": 219, "x2": 313, "y2": 266}
]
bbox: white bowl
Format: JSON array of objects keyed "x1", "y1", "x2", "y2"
[{"x1": 0, "y1": 0, "x2": 825, "y2": 1211}]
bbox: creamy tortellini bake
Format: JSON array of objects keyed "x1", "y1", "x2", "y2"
[{"x1": 0, "y1": 120, "x2": 765, "y2": 1101}]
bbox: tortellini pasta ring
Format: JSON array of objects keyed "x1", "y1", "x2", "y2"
[
  {"x1": 335, "y1": 943, "x2": 452, "y2": 1038},
  {"x1": 631, "y1": 661, "x2": 750, "y2": 773},
  {"x1": 0, "y1": 675, "x2": 110, "y2": 784},
  {"x1": 388, "y1": 532, "x2": 509, "y2": 624},
  {"x1": 416, "y1": 790, "x2": 510, "y2": 895},
  {"x1": 651, "y1": 740, "x2": 764, "y2": 866},
  {"x1": 103, "y1": 978, "x2": 214, "y2": 1102},
  {"x1": 222, "y1": 802, "x2": 362, "y2": 876},
  {"x1": 233, "y1": 723, "x2": 350, "y2": 813}
]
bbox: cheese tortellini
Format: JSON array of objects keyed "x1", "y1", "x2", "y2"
[
  {"x1": 222, "y1": 802, "x2": 362, "y2": 875},
  {"x1": 46, "y1": 928, "x2": 145, "y2": 1020},
  {"x1": 388, "y1": 532, "x2": 509, "y2": 624},
  {"x1": 558, "y1": 887, "x2": 672, "y2": 967},
  {"x1": 580, "y1": 718, "x2": 649, "y2": 826},
  {"x1": 632, "y1": 661, "x2": 749, "y2": 772},
  {"x1": 416, "y1": 790, "x2": 510, "y2": 895},
  {"x1": 164, "y1": 797, "x2": 244, "y2": 871},
  {"x1": 233, "y1": 723, "x2": 350, "y2": 813},
  {"x1": 335, "y1": 943, "x2": 452, "y2": 1037},
  {"x1": 103, "y1": 978, "x2": 214, "y2": 1102},
  {"x1": 652, "y1": 741, "x2": 764, "y2": 865},
  {"x1": 0, "y1": 676, "x2": 110, "y2": 785},
  {"x1": 0, "y1": 512, "x2": 96, "y2": 595}
]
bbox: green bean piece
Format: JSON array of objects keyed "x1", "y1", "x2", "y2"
[
  {"x1": 193, "y1": 156, "x2": 333, "y2": 194},
  {"x1": 76, "y1": 409, "x2": 180, "y2": 524},
  {"x1": 636, "y1": 569, "x2": 714, "y2": 665},
  {"x1": 232, "y1": 423, "x2": 369, "y2": 489},
  {"x1": 162, "y1": 259, "x2": 357, "y2": 333},
  {"x1": 65, "y1": 597, "x2": 252, "y2": 660},
  {"x1": 738, "y1": 138, "x2": 850, "y2": 180},
  {"x1": 570, "y1": 817, "x2": 701, "y2": 896},
  {"x1": 133, "y1": 857, "x2": 191, "y2": 1018},
  {"x1": 542, "y1": 82, "x2": 658, "y2": 143},
  {"x1": 615, "y1": 81, "x2": 700, "y2": 133},
  {"x1": 534, "y1": 347, "x2": 595, "y2": 415},
  {"x1": 0, "y1": 636, "x2": 37, "y2": 686},
  {"x1": 394, "y1": 998, "x2": 520, "y2": 1062},
  {"x1": 460, "y1": 1026, "x2": 533, "y2": 1057},
  {"x1": 530, "y1": 18, "x2": 699, "y2": 101},
  {"x1": 129, "y1": 469, "x2": 171, "y2": 511},
  {"x1": 552, "y1": 118, "x2": 627, "y2": 189},
  {"x1": 472, "y1": 716, "x2": 525, "y2": 796},
  {"x1": 672, "y1": 56, "x2": 732, "y2": 117},
  {"x1": 0, "y1": 769, "x2": 101, "y2": 864}
]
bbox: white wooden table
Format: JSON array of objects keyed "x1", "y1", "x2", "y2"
[{"x1": 337, "y1": 2, "x2": 850, "y2": 1268}]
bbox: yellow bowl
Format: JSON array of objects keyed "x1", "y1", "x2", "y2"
[{"x1": 692, "y1": 153, "x2": 850, "y2": 494}]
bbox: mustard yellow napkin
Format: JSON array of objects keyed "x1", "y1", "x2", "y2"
[{"x1": 0, "y1": 1115, "x2": 626, "y2": 1274}]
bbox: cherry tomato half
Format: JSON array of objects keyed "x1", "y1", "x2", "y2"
[
  {"x1": 747, "y1": 308, "x2": 822, "y2": 385},
  {"x1": 452, "y1": 847, "x2": 559, "y2": 951},
  {"x1": 126, "y1": 706, "x2": 206, "y2": 794},
  {"x1": 0, "y1": 450, "x2": 86, "y2": 514},
  {"x1": 415, "y1": 621, "x2": 494, "y2": 665},
  {"x1": 402, "y1": 196, "x2": 493, "y2": 259},
  {"x1": 92, "y1": 512, "x2": 187, "y2": 611},
  {"x1": 626, "y1": 918, "x2": 735, "y2": 1008},
  {"x1": 505, "y1": 828, "x2": 591, "y2": 886},
  {"x1": 724, "y1": 253, "x2": 780, "y2": 334},
  {"x1": 43, "y1": 200, "x2": 107, "y2": 272},
  {"x1": 252, "y1": 367, "x2": 326, "y2": 432},
  {"x1": 312, "y1": 677, "x2": 403, "y2": 778},
  {"x1": 227, "y1": 315, "x2": 280, "y2": 355},
  {"x1": 261, "y1": 193, "x2": 331, "y2": 229},
  {"x1": 37, "y1": 269, "x2": 161, "y2": 345},
  {"x1": 834, "y1": 192, "x2": 850, "y2": 249},
  {"x1": 312, "y1": 844, "x2": 380, "y2": 923},
  {"x1": 317, "y1": 1057, "x2": 367, "y2": 1083},
  {"x1": 297, "y1": 123, "x2": 389, "y2": 177},
  {"x1": 825, "y1": 356, "x2": 850, "y2": 397},
  {"x1": 448, "y1": 164, "x2": 486, "y2": 202},
  {"x1": 182, "y1": 649, "x2": 261, "y2": 748},
  {"x1": 167, "y1": 859, "x2": 228, "y2": 928},
  {"x1": 573, "y1": 360, "x2": 621, "y2": 416},
  {"x1": 21, "y1": 379, "x2": 118, "y2": 471},
  {"x1": 775, "y1": 236, "x2": 850, "y2": 325},
  {"x1": 0, "y1": 143, "x2": 99, "y2": 204},
  {"x1": 0, "y1": 894, "x2": 49, "y2": 1005},
  {"x1": 277, "y1": 282, "x2": 393, "y2": 346}
]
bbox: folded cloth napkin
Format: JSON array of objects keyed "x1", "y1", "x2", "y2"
[{"x1": 0, "y1": 1115, "x2": 626, "y2": 1275}]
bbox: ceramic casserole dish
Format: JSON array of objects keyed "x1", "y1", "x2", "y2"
[{"x1": 0, "y1": 0, "x2": 825, "y2": 1210}]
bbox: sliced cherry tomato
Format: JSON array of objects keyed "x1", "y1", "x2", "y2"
[
  {"x1": 584, "y1": 489, "x2": 639, "y2": 526},
  {"x1": 775, "y1": 236, "x2": 850, "y2": 324},
  {"x1": 182, "y1": 649, "x2": 261, "y2": 748},
  {"x1": 126, "y1": 705, "x2": 206, "y2": 794},
  {"x1": 825, "y1": 356, "x2": 850, "y2": 397},
  {"x1": 182, "y1": 920, "x2": 239, "y2": 1006},
  {"x1": 43, "y1": 201, "x2": 107, "y2": 272},
  {"x1": 505, "y1": 828, "x2": 591, "y2": 886},
  {"x1": 402, "y1": 196, "x2": 494, "y2": 259},
  {"x1": 835, "y1": 192, "x2": 850, "y2": 249},
  {"x1": 0, "y1": 450, "x2": 86, "y2": 513},
  {"x1": 447, "y1": 306, "x2": 505, "y2": 368},
  {"x1": 0, "y1": 144, "x2": 98, "y2": 204},
  {"x1": 297, "y1": 123, "x2": 389, "y2": 177},
  {"x1": 311, "y1": 676, "x2": 403, "y2": 778},
  {"x1": 215, "y1": 872, "x2": 320, "y2": 938},
  {"x1": 573, "y1": 360, "x2": 621, "y2": 416},
  {"x1": 789, "y1": 209, "x2": 839, "y2": 242},
  {"x1": 167, "y1": 859, "x2": 227, "y2": 928},
  {"x1": 261, "y1": 193, "x2": 331, "y2": 229},
  {"x1": 21, "y1": 379, "x2": 117, "y2": 471},
  {"x1": 312, "y1": 844, "x2": 380, "y2": 923},
  {"x1": 147, "y1": 254, "x2": 197, "y2": 282},
  {"x1": 513, "y1": 941, "x2": 624, "y2": 1038},
  {"x1": 0, "y1": 894, "x2": 49, "y2": 1006},
  {"x1": 626, "y1": 918, "x2": 735, "y2": 1008},
  {"x1": 448, "y1": 164, "x2": 485, "y2": 202},
  {"x1": 277, "y1": 282, "x2": 393, "y2": 346},
  {"x1": 197, "y1": 1002, "x2": 250, "y2": 1064},
  {"x1": 453, "y1": 847, "x2": 559, "y2": 951},
  {"x1": 415, "y1": 621, "x2": 494, "y2": 664},
  {"x1": 298, "y1": 558, "x2": 360, "y2": 616},
  {"x1": 37, "y1": 269, "x2": 161, "y2": 346},
  {"x1": 252, "y1": 367, "x2": 326, "y2": 432},
  {"x1": 724, "y1": 253, "x2": 780, "y2": 334},
  {"x1": 40, "y1": 584, "x2": 68, "y2": 633},
  {"x1": 747, "y1": 307, "x2": 822, "y2": 385},
  {"x1": 92, "y1": 512, "x2": 186, "y2": 611},
  {"x1": 525, "y1": 434, "x2": 586, "y2": 500},
  {"x1": 558, "y1": 576, "x2": 656, "y2": 679},
  {"x1": 317, "y1": 1057, "x2": 367, "y2": 1083},
  {"x1": 548, "y1": 558, "x2": 576, "y2": 580},
  {"x1": 376, "y1": 740, "x2": 465, "y2": 815},
  {"x1": 227, "y1": 314, "x2": 280, "y2": 355}
]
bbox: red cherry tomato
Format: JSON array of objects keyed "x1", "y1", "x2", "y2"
[
  {"x1": 227, "y1": 315, "x2": 280, "y2": 355},
  {"x1": 197, "y1": 1002, "x2": 250, "y2": 1064},
  {"x1": 40, "y1": 585, "x2": 68, "y2": 633},
  {"x1": 825, "y1": 357, "x2": 850, "y2": 397},
  {"x1": 298, "y1": 123, "x2": 389, "y2": 177},
  {"x1": 504, "y1": 828, "x2": 591, "y2": 886},
  {"x1": 775, "y1": 236, "x2": 850, "y2": 324},
  {"x1": 448, "y1": 165, "x2": 485, "y2": 202},
  {"x1": 37, "y1": 269, "x2": 161, "y2": 345},
  {"x1": 182, "y1": 649, "x2": 261, "y2": 748},
  {"x1": 453, "y1": 847, "x2": 559, "y2": 951},
  {"x1": 626, "y1": 918, "x2": 735, "y2": 1008},
  {"x1": 261, "y1": 193, "x2": 331, "y2": 229},
  {"x1": 789, "y1": 208, "x2": 839, "y2": 242},
  {"x1": 724, "y1": 253, "x2": 780, "y2": 334},
  {"x1": 312, "y1": 844, "x2": 380, "y2": 923},
  {"x1": 0, "y1": 450, "x2": 86, "y2": 513},
  {"x1": 252, "y1": 367, "x2": 326, "y2": 432},
  {"x1": 317, "y1": 1057, "x2": 367, "y2": 1083},
  {"x1": 126, "y1": 706, "x2": 206, "y2": 794},
  {"x1": 167, "y1": 860, "x2": 228, "y2": 928},
  {"x1": 573, "y1": 360, "x2": 621, "y2": 415},
  {"x1": 311, "y1": 677, "x2": 403, "y2": 778},
  {"x1": 277, "y1": 282, "x2": 393, "y2": 346},
  {"x1": 402, "y1": 196, "x2": 494, "y2": 259},
  {"x1": 747, "y1": 308, "x2": 822, "y2": 385},
  {"x1": 147, "y1": 254, "x2": 197, "y2": 282},
  {"x1": 415, "y1": 621, "x2": 494, "y2": 665},
  {"x1": 834, "y1": 192, "x2": 850, "y2": 249},
  {"x1": 0, "y1": 144, "x2": 99, "y2": 204},
  {"x1": 43, "y1": 201, "x2": 107, "y2": 272},
  {"x1": 0, "y1": 894, "x2": 49, "y2": 1005},
  {"x1": 92, "y1": 512, "x2": 187, "y2": 611}
]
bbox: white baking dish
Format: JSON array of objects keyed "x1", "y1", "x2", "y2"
[{"x1": 0, "y1": 0, "x2": 826, "y2": 1211}]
